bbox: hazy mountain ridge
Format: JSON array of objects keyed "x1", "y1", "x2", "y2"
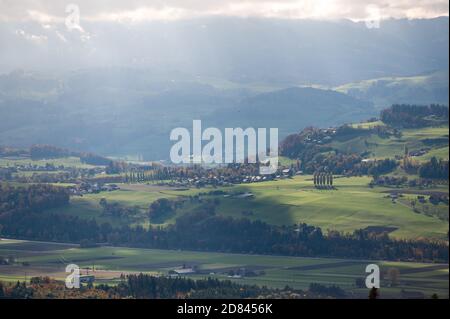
[
  {"x1": 1, "y1": 17, "x2": 448, "y2": 85},
  {"x1": 1, "y1": 67, "x2": 447, "y2": 160},
  {"x1": 335, "y1": 69, "x2": 449, "y2": 108},
  {"x1": 0, "y1": 71, "x2": 376, "y2": 159},
  {"x1": 1, "y1": 17, "x2": 448, "y2": 159},
  {"x1": 205, "y1": 87, "x2": 375, "y2": 137}
]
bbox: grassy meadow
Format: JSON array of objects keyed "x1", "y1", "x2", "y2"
[
  {"x1": 0, "y1": 156, "x2": 100, "y2": 169},
  {"x1": 330, "y1": 126, "x2": 448, "y2": 161},
  {"x1": 43, "y1": 175, "x2": 449, "y2": 240},
  {"x1": 0, "y1": 239, "x2": 447, "y2": 299}
]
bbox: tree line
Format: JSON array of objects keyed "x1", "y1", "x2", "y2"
[
  {"x1": 418, "y1": 157, "x2": 449, "y2": 179},
  {"x1": 28, "y1": 144, "x2": 112, "y2": 166},
  {"x1": 381, "y1": 104, "x2": 448, "y2": 128},
  {"x1": 0, "y1": 274, "x2": 346, "y2": 299},
  {"x1": 0, "y1": 185, "x2": 447, "y2": 263}
]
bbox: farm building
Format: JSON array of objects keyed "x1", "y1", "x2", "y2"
[{"x1": 171, "y1": 268, "x2": 196, "y2": 275}]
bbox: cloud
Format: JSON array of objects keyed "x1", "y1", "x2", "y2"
[{"x1": 0, "y1": 0, "x2": 448, "y2": 23}]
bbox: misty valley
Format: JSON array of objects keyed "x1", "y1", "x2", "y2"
[{"x1": 0, "y1": 2, "x2": 448, "y2": 304}]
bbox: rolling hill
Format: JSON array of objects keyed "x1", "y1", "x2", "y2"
[
  {"x1": 0, "y1": 72, "x2": 377, "y2": 160},
  {"x1": 205, "y1": 87, "x2": 375, "y2": 137},
  {"x1": 335, "y1": 70, "x2": 449, "y2": 108}
]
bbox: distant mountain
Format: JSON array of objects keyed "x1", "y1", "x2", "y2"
[
  {"x1": 1, "y1": 15, "x2": 448, "y2": 160},
  {"x1": 0, "y1": 71, "x2": 376, "y2": 160},
  {"x1": 0, "y1": 17, "x2": 448, "y2": 85},
  {"x1": 335, "y1": 70, "x2": 449, "y2": 108}
]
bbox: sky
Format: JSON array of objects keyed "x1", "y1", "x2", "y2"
[{"x1": 0, "y1": 0, "x2": 448, "y2": 24}]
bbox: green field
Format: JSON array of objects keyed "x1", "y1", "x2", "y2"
[
  {"x1": 416, "y1": 146, "x2": 449, "y2": 162},
  {"x1": 211, "y1": 176, "x2": 448, "y2": 240},
  {"x1": 329, "y1": 126, "x2": 449, "y2": 161},
  {"x1": 46, "y1": 184, "x2": 199, "y2": 227},
  {"x1": 334, "y1": 70, "x2": 449, "y2": 109},
  {"x1": 0, "y1": 239, "x2": 447, "y2": 299},
  {"x1": 351, "y1": 121, "x2": 386, "y2": 129},
  {"x1": 0, "y1": 156, "x2": 100, "y2": 169},
  {"x1": 46, "y1": 176, "x2": 448, "y2": 240}
]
